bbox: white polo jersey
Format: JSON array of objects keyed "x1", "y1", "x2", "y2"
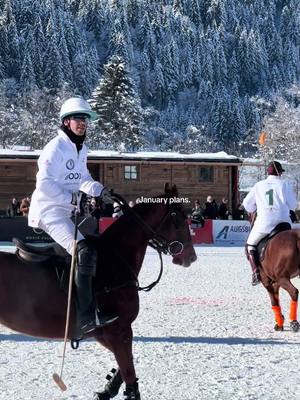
[
  {"x1": 28, "y1": 130, "x2": 103, "y2": 227},
  {"x1": 242, "y1": 175, "x2": 297, "y2": 231}
]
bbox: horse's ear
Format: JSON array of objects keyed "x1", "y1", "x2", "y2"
[
  {"x1": 171, "y1": 184, "x2": 178, "y2": 196},
  {"x1": 164, "y1": 182, "x2": 171, "y2": 195}
]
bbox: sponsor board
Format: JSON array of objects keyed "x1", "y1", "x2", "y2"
[
  {"x1": 188, "y1": 219, "x2": 213, "y2": 244},
  {"x1": 213, "y1": 220, "x2": 251, "y2": 244}
]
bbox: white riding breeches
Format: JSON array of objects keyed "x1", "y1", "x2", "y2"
[
  {"x1": 40, "y1": 217, "x2": 84, "y2": 255},
  {"x1": 246, "y1": 224, "x2": 269, "y2": 250}
]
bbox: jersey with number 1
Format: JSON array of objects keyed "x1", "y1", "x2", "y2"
[{"x1": 242, "y1": 175, "x2": 297, "y2": 231}]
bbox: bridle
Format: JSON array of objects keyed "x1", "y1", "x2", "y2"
[
  {"x1": 112, "y1": 192, "x2": 187, "y2": 257},
  {"x1": 98, "y1": 192, "x2": 190, "y2": 294}
]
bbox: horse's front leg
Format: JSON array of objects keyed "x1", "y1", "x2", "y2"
[
  {"x1": 94, "y1": 324, "x2": 140, "y2": 400},
  {"x1": 106, "y1": 325, "x2": 140, "y2": 400},
  {"x1": 262, "y1": 278, "x2": 284, "y2": 331}
]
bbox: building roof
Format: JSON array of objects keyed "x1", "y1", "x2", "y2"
[{"x1": 0, "y1": 148, "x2": 242, "y2": 164}]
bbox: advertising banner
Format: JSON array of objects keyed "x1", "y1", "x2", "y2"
[
  {"x1": 0, "y1": 217, "x2": 53, "y2": 243},
  {"x1": 188, "y1": 219, "x2": 213, "y2": 244},
  {"x1": 213, "y1": 220, "x2": 251, "y2": 244}
]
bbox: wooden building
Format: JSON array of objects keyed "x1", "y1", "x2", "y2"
[{"x1": 0, "y1": 149, "x2": 242, "y2": 212}]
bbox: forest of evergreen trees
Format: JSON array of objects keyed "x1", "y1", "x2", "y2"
[{"x1": 0, "y1": 0, "x2": 299, "y2": 155}]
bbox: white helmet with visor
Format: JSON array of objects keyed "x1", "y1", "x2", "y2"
[{"x1": 60, "y1": 97, "x2": 97, "y2": 121}]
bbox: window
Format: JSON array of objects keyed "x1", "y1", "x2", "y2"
[
  {"x1": 124, "y1": 165, "x2": 138, "y2": 180},
  {"x1": 199, "y1": 166, "x2": 214, "y2": 182}
]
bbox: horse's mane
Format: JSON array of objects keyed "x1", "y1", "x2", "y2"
[{"x1": 96, "y1": 192, "x2": 174, "y2": 242}]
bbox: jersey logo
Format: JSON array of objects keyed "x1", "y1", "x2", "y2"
[
  {"x1": 65, "y1": 172, "x2": 81, "y2": 180},
  {"x1": 66, "y1": 159, "x2": 75, "y2": 170}
]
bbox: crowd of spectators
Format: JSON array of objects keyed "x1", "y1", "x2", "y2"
[
  {"x1": 190, "y1": 195, "x2": 249, "y2": 227},
  {"x1": 5, "y1": 195, "x2": 297, "y2": 226},
  {"x1": 6, "y1": 196, "x2": 31, "y2": 217}
]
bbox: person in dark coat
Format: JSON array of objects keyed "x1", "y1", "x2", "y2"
[
  {"x1": 232, "y1": 203, "x2": 247, "y2": 220},
  {"x1": 191, "y1": 200, "x2": 205, "y2": 227},
  {"x1": 6, "y1": 197, "x2": 20, "y2": 217},
  {"x1": 203, "y1": 195, "x2": 218, "y2": 219},
  {"x1": 218, "y1": 197, "x2": 229, "y2": 220}
]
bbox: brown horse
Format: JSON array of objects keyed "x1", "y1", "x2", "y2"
[
  {"x1": 258, "y1": 226, "x2": 300, "y2": 332},
  {"x1": 0, "y1": 184, "x2": 196, "y2": 399}
]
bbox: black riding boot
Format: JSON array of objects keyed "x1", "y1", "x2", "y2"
[
  {"x1": 75, "y1": 240, "x2": 118, "y2": 338},
  {"x1": 248, "y1": 249, "x2": 261, "y2": 286}
]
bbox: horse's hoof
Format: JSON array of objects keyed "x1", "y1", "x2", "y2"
[
  {"x1": 290, "y1": 320, "x2": 300, "y2": 332},
  {"x1": 94, "y1": 392, "x2": 110, "y2": 400},
  {"x1": 274, "y1": 324, "x2": 284, "y2": 331}
]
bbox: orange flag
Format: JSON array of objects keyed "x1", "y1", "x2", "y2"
[{"x1": 258, "y1": 131, "x2": 267, "y2": 145}]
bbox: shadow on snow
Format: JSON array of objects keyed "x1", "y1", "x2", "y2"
[{"x1": 0, "y1": 333, "x2": 299, "y2": 346}]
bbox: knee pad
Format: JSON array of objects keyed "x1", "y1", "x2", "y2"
[
  {"x1": 76, "y1": 240, "x2": 97, "y2": 276},
  {"x1": 245, "y1": 244, "x2": 256, "y2": 259},
  {"x1": 246, "y1": 244, "x2": 256, "y2": 253}
]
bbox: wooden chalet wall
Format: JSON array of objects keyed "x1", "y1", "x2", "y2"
[
  {"x1": 0, "y1": 158, "x2": 240, "y2": 212},
  {"x1": 89, "y1": 161, "x2": 237, "y2": 211},
  {"x1": 0, "y1": 161, "x2": 37, "y2": 211}
]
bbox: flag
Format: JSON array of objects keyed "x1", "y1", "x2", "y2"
[{"x1": 258, "y1": 131, "x2": 267, "y2": 145}]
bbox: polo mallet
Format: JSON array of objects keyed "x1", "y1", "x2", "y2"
[{"x1": 52, "y1": 192, "x2": 82, "y2": 391}]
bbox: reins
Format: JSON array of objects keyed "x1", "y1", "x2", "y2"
[
  {"x1": 111, "y1": 192, "x2": 184, "y2": 256},
  {"x1": 99, "y1": 191, "x2": 180, "y2": 293},
  {"x1": 138, "y1": 243, "x2": 164, "y2": 292}
]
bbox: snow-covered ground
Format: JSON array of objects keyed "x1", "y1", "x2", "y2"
[{"x1": 1, "y1": 244, "x2": 300, "y2": 400}]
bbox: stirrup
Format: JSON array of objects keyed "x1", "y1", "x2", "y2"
[{"x1": 79, "y1": 315, "x2": 119, "y2": 337}]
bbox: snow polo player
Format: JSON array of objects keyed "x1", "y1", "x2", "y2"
[{"x1": 28, "y1": 97, "x2": 118, "y2": 337}]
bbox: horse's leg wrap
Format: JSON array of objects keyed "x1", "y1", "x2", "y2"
[
  {"x1": 94, "y1": 368, "x2": 123, "y2": 399},
  {"x1": 123, "y1": 379, "x2": 140, "y2": 400},
  {"x1": 289, "y1": 300, "x2": 298, "y2": 321},
  {"x1": 272, "y1": 305, "x2": 284, "y2": 328}
]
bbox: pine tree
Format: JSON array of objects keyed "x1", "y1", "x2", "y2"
[
  {"x1": 259, "y1": 96, "x2": 300, "y2": 163},
  {"x1": 20, "y1": 47, "x2": 37, "y2": 92},
  {"x1": 90, "y1": 55, "x2": 144, "y2": 151}
]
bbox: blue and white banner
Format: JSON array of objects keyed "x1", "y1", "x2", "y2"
[
  {"x1": 213, "y1": 220, "x2": 300, "y2": 245},
  {"x1": 213, "y1": 220, "x2": 251, "y2": 244}
]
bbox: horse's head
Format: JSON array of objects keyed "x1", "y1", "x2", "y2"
[{"x1": 146, "y1": 183, "x2": 197, "y2": 268}]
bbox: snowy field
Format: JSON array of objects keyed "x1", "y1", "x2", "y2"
[{"x1": 1, "y1": 244, "x2": 300, "y2": 400}]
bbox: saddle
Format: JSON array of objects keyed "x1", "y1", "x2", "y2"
[
  {"x1": 256, "y1": 222, "x2": 292, "y2": 262},
  {"x1": 13, "y1": 238, "x2": 70, "y2": 263}
]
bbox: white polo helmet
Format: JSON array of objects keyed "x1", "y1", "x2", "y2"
[{"x1": 60, "y1": 97, "x2": 97, "y2": 121}]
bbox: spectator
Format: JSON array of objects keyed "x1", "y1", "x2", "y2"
[
  {"x1": 20, "y1": 197, "x2": 30, "y2": 216},
  {"x1": 6, "y1": 197, "x2": 20, "y2": 217},
  {"x1": 232, "y1": 203, "x2": 247, "y2": 220},
  {"x1": 112, "y1": 201, "x2": 123, "y2": 218},
  {"x1": 203, "y1": 195, "x2": 218, "y2": 219},
  {"x1": 191, "y1": 200, "x2": 205, "y2": 227},
  {"x1": 218, "y1": 197, "x2": 229, "y2": 220}
]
